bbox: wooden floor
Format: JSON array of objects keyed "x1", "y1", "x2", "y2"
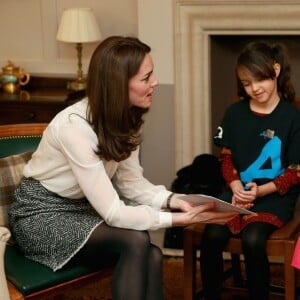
[
  {"x1": 195, "y1": 288, "x2": 286, "y2": 300},
  {"x1": 222, "y1": 288, "x2": 285, "y2": 300},
  {"x1": 195, "y1": 284, "x2": 300, "y2": 300}
]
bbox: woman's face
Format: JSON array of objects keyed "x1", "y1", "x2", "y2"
[{"x1": 129, "y1": 53, "x2": 158, "y2": 109}]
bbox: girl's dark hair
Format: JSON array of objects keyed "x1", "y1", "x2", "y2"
[
  {"x1": 236, "y1": 41, "x2": 295, "y2": 102},
  {"x1": 86, "y1": 36, "x2": 151, "y2": 162}
]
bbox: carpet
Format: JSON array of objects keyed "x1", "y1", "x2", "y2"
[{"x1": 50, "y1": 256, "x2": 300, "y2": 300}]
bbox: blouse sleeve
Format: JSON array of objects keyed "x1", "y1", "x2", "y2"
[
  {"x1": 113, "y1": 148, "x2": 171, "y2": 209},
  {"x1": 56, "y1": 123, "x2": 172, "y2": 231}
]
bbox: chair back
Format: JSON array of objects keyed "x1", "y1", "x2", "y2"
[
  {"x1": 0, "y1": 123, "x2": 47, "y2": 227},
  {"x1": 0, "y1": 123, "x2": 47, "y2": 157}
]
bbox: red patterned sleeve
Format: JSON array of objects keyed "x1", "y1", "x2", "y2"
[
  {"x1": 273, "y1": 165, "x2": 300, "y2": 195},
  {"x1": 219, "y1": 147, "x2": 240, "y2": 185}
]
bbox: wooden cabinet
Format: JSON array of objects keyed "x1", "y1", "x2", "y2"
[
  {"x1": 0, "y1": 77, "x2": 84, "y2": 125},
  {"x1": 0, "y1": 93, "x2": 67, "y2": 124}
]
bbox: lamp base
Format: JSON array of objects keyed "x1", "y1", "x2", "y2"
[{"x1": 67, "y1": 79, "x2": 86, "y2": 91}]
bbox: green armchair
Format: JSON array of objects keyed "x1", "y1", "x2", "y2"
[{"x1": 0, "y1": 123, "x2": 113, "y2": 300}]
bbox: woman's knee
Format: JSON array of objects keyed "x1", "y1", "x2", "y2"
[
  {"x1": 128, "y1": 230, "x2": 151, "y2": 247},
  {"x1": 149, "y1": 244, "x2": 163, "y2": 265},
  {"x1": 86, "y1": 223, "x2": 152, "y2": 256},
  {"x1": 121, "y1": 230, "x2": 152, "y2": 256}
]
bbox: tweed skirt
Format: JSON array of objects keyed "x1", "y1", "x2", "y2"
[{"x1": 9, "y1": 177, "x2": 103, "y2": 271}]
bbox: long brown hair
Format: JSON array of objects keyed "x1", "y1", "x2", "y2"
[
  {"x1": 86, "y1": 36, "x2": 151, "y2": 162},
  {"x1": 236, "y1": 42, "x2": 295, "y2": 102}
]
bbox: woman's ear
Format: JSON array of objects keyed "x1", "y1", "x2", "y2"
[{"x1": 274, "y1": 63, "x2": 281, "y2": 78}]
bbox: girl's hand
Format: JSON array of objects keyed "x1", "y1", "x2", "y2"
[
  {"x1": 232, "y1": 182, "x2": 258, "y2": 209},
  {"x1": 172, "y1": 202, "x2": 239, "y2": 226}
]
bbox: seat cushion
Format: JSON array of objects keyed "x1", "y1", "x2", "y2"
[
  {"x1": 5, "y1": 245, "x2": 103, "y2": 295},
  {"x1": 0, "y1": 152, "x2": 32, "y2": 227}
]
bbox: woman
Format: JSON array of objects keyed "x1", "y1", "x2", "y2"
[{"x1": 9, "y1": 36, "x2": 236, "y2": 300}]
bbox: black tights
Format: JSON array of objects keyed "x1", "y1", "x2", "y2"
[
  {"x1": 70, "y1": 222, "x2": 163, "y2": 300},
  {"x1": 200, "y1": 222, "x2": 277, "y2": 300}
]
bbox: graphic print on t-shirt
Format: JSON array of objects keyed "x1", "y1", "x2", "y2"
[{"x1": 240, "y1": 136, "x2": 284, "y2": 184}]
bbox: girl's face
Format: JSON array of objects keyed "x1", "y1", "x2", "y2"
[
  {"x1": 129, "y1": 53, "x2": 158, "y2": 109},
  {"x1": 238, "y1": 64, "x2": 280, "y2": 107}
]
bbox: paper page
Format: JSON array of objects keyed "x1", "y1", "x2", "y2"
[{"x1": 179, "y1": 194, "x2": 254, "y2": 214}]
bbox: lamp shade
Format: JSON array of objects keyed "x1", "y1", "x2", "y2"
[{"x1": 57, "y1": 8, "x2": 101, "y2": 43}]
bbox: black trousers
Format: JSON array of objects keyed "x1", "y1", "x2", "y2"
[{"x1": 200, "y1": 222, "x2": 277, "y2": 300}]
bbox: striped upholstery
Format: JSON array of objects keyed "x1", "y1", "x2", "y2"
[{"x1": 0, "y1": 152, "x2": 32, "y2": 227}]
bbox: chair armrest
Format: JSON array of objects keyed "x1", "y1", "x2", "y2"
[
  {"x1": 0, "y1": 226, "x2": 11, "y2": 300},
  {"x1": 0, "y1": 226, "x2": 11, "y2": 243}
]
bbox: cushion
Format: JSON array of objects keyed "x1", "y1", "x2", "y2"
[
  {"x1": 5, "y1": 244, "x2": 115, "y2": 295},
  {"x1": 0, "y1": 152, "x2": 32, "y2": 227}
]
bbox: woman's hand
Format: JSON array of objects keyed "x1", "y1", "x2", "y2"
[
  {"x1": 168, "y1": 193, "x2": 199, "y2": 212},
  {"x1": 171, "y1": 202, "x2": 239, "y2": 226}
]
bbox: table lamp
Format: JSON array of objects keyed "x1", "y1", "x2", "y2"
[{"x1": 57, "y1": 8, "x2": 101, "y2": 91}]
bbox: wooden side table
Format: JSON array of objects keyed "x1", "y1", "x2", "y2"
[{"x1": 0, "y1": 76, "x2": 84, "y2": 125}]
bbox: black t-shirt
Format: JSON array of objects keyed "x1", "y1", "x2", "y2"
[{"x1": 213, "y1": 99, "x2": 300, "y2": 221}]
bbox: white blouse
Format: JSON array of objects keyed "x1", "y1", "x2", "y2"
[{"x1": 23, "y1": 98, "x2": 172, "y2": 230}]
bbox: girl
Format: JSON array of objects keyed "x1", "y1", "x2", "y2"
[{"x1": 200, "y1": 42, "x2": 300, "y2": 299}]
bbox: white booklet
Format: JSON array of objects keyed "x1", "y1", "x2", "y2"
[{"x1": 179, "y1": 194, "x2": 255, "y2": 214}]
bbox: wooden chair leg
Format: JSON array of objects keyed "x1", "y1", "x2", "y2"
[
  {"x1": 284, "y1": 240, "x2": 295, "y2": 300},
  {"x1": 184, "y1": 230, "x2": 197, "y2": 300},
  {"x1": 231, "y1": 253, "x2": 244, "y2": 287}
]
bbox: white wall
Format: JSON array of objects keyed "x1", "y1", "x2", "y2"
[
  {"x1": 0, "y1": 0, "x2": 175, "y2": 82},
  {"x1": 137, "y1": 0, "x2": 176, "y2": 187},
  {"x1": 137, "y1": 0, "x2": 174, "y2": 85},
  {"x1": 0, "y1": 0, "x2": 176, "y2": 188},
  {"x1": 0, "y1": 0, "x2": 138, "y2": 76}
]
